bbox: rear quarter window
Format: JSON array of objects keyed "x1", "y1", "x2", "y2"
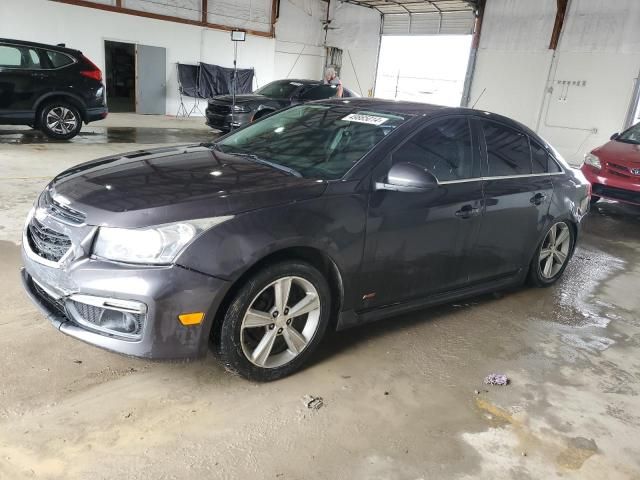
[
  {"x1": 482, "y1": 121, "x2": 532, "y2": 176},
  {"x1": 531, "y1": 139, "x2": 563, "y2": 173},
  {"x1": 46, "y1": 50, "x2": 74, "y2": 68}
]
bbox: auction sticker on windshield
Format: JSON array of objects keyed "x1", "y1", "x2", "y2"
[{"x1": 342, "y1": 113, "x2": 389, "y2": 126}]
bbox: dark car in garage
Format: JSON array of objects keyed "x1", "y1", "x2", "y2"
[
  {"x1": 21, "y1": 98, "x2": 590, "y2": 381},
  {"x1": 0, "y1": 38, "x2": 107, "y2": 140},
  {"x1": 205, "y1": 78, "x2": 357, "y2": 132},
  {"x1": 581, "y1": 123, "x2": 640, "y2": 205}
]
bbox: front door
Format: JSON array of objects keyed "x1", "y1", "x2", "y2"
[
  {"x1": 136, "y1": 44, "x2": 166, "y2": 115},
  {"x1": 360, "y1": 116, "x2": 483, "y2": 309},
  {"x1": 469, "y1": 119, "x2": 554, "y2": 283}
]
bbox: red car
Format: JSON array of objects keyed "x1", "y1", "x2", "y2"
[{"x1": 581, "y1": 123, "x2": 640, "y2": 206}]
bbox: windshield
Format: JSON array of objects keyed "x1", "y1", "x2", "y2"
[
  {"x1": 617, "y1": 123, "x2": 640, "y2": 144},
  {"x1": 216, "y1": 104, "x2": 407, "y2": 179},
  {"x1": 255, "y1": 80, "x2": 305, "y2": 98}
]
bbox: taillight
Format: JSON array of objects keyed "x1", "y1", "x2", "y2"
[{"x1": 79, "y1": 54, "x2": 102, "y2": 82}]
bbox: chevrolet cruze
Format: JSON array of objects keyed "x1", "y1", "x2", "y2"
[{"x1": 21, "y1": 99, "x2": 591, "y2": 381}]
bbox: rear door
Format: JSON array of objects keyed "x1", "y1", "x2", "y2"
[
  {"x1": 0, "y1": 43, "x2": 43, "y2": 119},
  {"x1": 360, "y1": 116, "x2": 483, "y2": 308},
  {"x1": 469, "y1": 119, "x2": 554, "y2": 283}
]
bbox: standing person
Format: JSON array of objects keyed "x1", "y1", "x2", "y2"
[{"x1": 323, "y1": 67, "x2": 343, "y2": 98}]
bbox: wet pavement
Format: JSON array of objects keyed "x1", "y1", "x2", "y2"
[
  {"x1": 0, "y1": 125, "x2": 218, "y2": 145},
  {"x1": 0, "y1": 123, "x2": 640, "y2": 478}
]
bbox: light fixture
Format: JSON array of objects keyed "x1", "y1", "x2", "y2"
[
  {"x1": 231, "y1": 30, "x2": 246, "y2": 42},
  {"x1": 210, "y1": 170, "x2": 222, "y2": 176}
]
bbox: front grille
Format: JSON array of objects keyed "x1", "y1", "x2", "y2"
[
  {"x1": 207, "y1": 103, "x2": 231, "y2": 115},
  {"x1": 27, "y1": 218, "x2": 72, "y2": 262},
  {"x1": 41, "y1": 190, "x2": 86, "y2": 224},
  {"x1": 592, "y1": 184, "x2": 640, "y2": 205},
  {"x1": 32, "y1": 280, "x2": 67, "y2": 317}
]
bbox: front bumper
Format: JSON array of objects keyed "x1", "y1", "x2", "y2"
[
  {"x1": 581, "y1": 164, "x2": 640, "y2": 205},
  {"x1": 205, "y1": 109, "x2": 252, "y2": 131},
  {"x1": 21, "y1": 229, "x2": 229, "y2": 359}
]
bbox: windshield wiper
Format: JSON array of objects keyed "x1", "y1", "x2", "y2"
[{"x1": 228, "y1": 152, "x2": 303, "y2": 177}]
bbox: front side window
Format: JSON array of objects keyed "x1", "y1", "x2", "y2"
[
  {"x1": 217, "y1": 105, "x2": 407, "y2": 179},
  {"x1": 391, "y1": 117, "x2": 476, "y2": 182},
  {"x1": 483, "y1": 121, "x2": 531, "y2": 176},
  {"x1": 255, "y1": 80, "x2": 304, "y2": 99}
]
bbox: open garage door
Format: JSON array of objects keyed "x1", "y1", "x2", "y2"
[{"x1": 344, "y1": 1, "x2": 478, "y2": 106}]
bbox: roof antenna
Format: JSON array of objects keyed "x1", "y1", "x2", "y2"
[{"x1": 471, "y1": 88, "x2": 486, "y2": 109}]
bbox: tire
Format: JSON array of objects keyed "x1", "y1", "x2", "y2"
[
  {"x1": 590, "y1": 195, "x2": 600, "y2": 205},
  {"x1": 216, "y1": 261, "x2": 331, "y2": 381},
  {"x1": 38, "y1": 101, "x2": 82, "y2": 140},
  {"x1": 528, "y1": 221, "x2": 575, "y2": 287}
]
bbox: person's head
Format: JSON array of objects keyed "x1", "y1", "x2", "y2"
[{"x1": 324, "y1": 67, "x2": 336, "y2": 81}]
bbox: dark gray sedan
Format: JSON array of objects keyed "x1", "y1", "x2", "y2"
[
  {"x1": 205, "y1": 79, "x2": 357, "y2": 132},
  {"x1": 21, "y1": 99, "x2": 591, "y2": 381}
]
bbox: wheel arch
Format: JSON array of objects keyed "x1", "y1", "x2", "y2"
[
  {"x1": 34, "y1": 92, "x2": 88, "y2": 124},
  {"x1": 209, "y1": 246, "x2": 344, "y2": 345}
]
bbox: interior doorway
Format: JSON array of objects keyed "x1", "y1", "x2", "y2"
[
  {"x1": 104, "y1": 40, "x2": 135, "y2": 113},
  {"x1": 375, "y1": 35, "x2": 472, "y2": 107}
]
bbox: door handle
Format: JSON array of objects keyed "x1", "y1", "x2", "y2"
[
  {"x1": 455, "y1": 204, "x2": 480, "y2": 218},
  {"x1": 530, "y1": 193, "x2": 547, "y2": 205}
]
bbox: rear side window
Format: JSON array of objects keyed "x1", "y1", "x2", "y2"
[
  {"x1": 530, "y1": 139, "x2": 562, "y2": 173},
  {"x1": 46, "y1": 50, "x2": 74, "y2": 68},
  {"x1": 392, "y1": 117, "x2": 476, "y2": 182},
  {"x1": 300, "y1": 85, "x2": 339, "y2": 101},
  {"x1": 0, "y1": 44, "x2": 41, "y2": 68},
  {"x1": 482, "y1": 121, "x2": 531, "y2": 176}
]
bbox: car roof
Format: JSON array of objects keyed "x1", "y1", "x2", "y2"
[
  {"x1": 315, "y1": 98, "x2": 534, "y2": 130},
  {"x1": 0, "y1": 38, "x2": 80, "y2": 55}
]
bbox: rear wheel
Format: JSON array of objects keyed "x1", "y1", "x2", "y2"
[
  {"x1": 528, "y1": 221, "x2": 574, "y2": 287},
  {"x1": 216, "y1": 261, "x2": 331, "y2": 381},
  {"x1": 38, "y1": 101, "x2": 82, "y2": 140}
]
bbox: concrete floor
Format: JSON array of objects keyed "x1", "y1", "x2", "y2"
[{"x1": 1, "y1": 115, "x2": 640, "y2": 479}]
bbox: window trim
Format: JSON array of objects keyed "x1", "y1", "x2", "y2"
[{"x1": 0, "y1": 42, "x2": 77, "y2": 71}]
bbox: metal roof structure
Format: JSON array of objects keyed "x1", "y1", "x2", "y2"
[
  {"x1": 342, "y1": 0, "x2": 479, "y2": 35},
  {"x1": 342, "y1": 0, "x2": 477, "y2": 16}
]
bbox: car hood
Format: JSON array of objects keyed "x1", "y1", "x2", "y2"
[
  {"x1": 48, "y1": 145, "x2": 326, "y2": 228},
  {"x1": 593, "y1": 140, "x2": 640, "y2": 166},
  {"x1": 209, "y1": 94, "x2": 268, "y2": 104}
]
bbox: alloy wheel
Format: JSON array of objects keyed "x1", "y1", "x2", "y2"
[
  {"x1": 240, "y1": 276, "x2": 321, "y2": 368},
  {"x1": 46, "y1": 107, "x2": 78, "y2": 135},
  {"x1": 539, "y1": 222, "x2": 571, "y2": 279}
]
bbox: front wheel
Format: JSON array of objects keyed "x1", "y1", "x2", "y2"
[
  {"x1": 216, "y1": 261, "x2": 331, "y2": 381},
  {"x1": 39, "y1": 102, "x2": 82, "y2": 140},
  {"x1": 528, "y1": 221, "x2": 575, "y2": 287}
]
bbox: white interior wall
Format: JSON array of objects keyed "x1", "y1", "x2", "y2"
[
  {"x1": 469, "y1": 0, "x2": 640, "y2": 165},
  {"x1": 0, "y1": 0, "x2": 277, "y2": 116},
  {"x1": 326, "y1": 2, "x2": 382, "y2": 97}
]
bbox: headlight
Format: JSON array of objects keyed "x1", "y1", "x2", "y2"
[
  {"x1": 232, "y1": 104, "x2": 251, "y2": 113},
  {"x1": 93, "y1": 216, "x2": 233, "y2": 264},
  {"x1": 584, "y1": 153, "x2": 601, "y2": 169}
]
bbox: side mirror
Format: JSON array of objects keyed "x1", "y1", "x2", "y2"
[
  {"x1": 375, "y1": 162, "x2": 438, "y2": 192},
  {"x1": 610, "y1": 132, "x2": 619, "y2": 140}
]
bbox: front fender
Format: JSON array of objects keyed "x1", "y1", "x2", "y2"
[{"x1": 177, "y1": 193, "x2": 368, "y2": 310}]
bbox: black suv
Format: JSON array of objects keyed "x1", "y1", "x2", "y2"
[{"x1": 0, "y1": 38, "x2": 107, "y2": 140}]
